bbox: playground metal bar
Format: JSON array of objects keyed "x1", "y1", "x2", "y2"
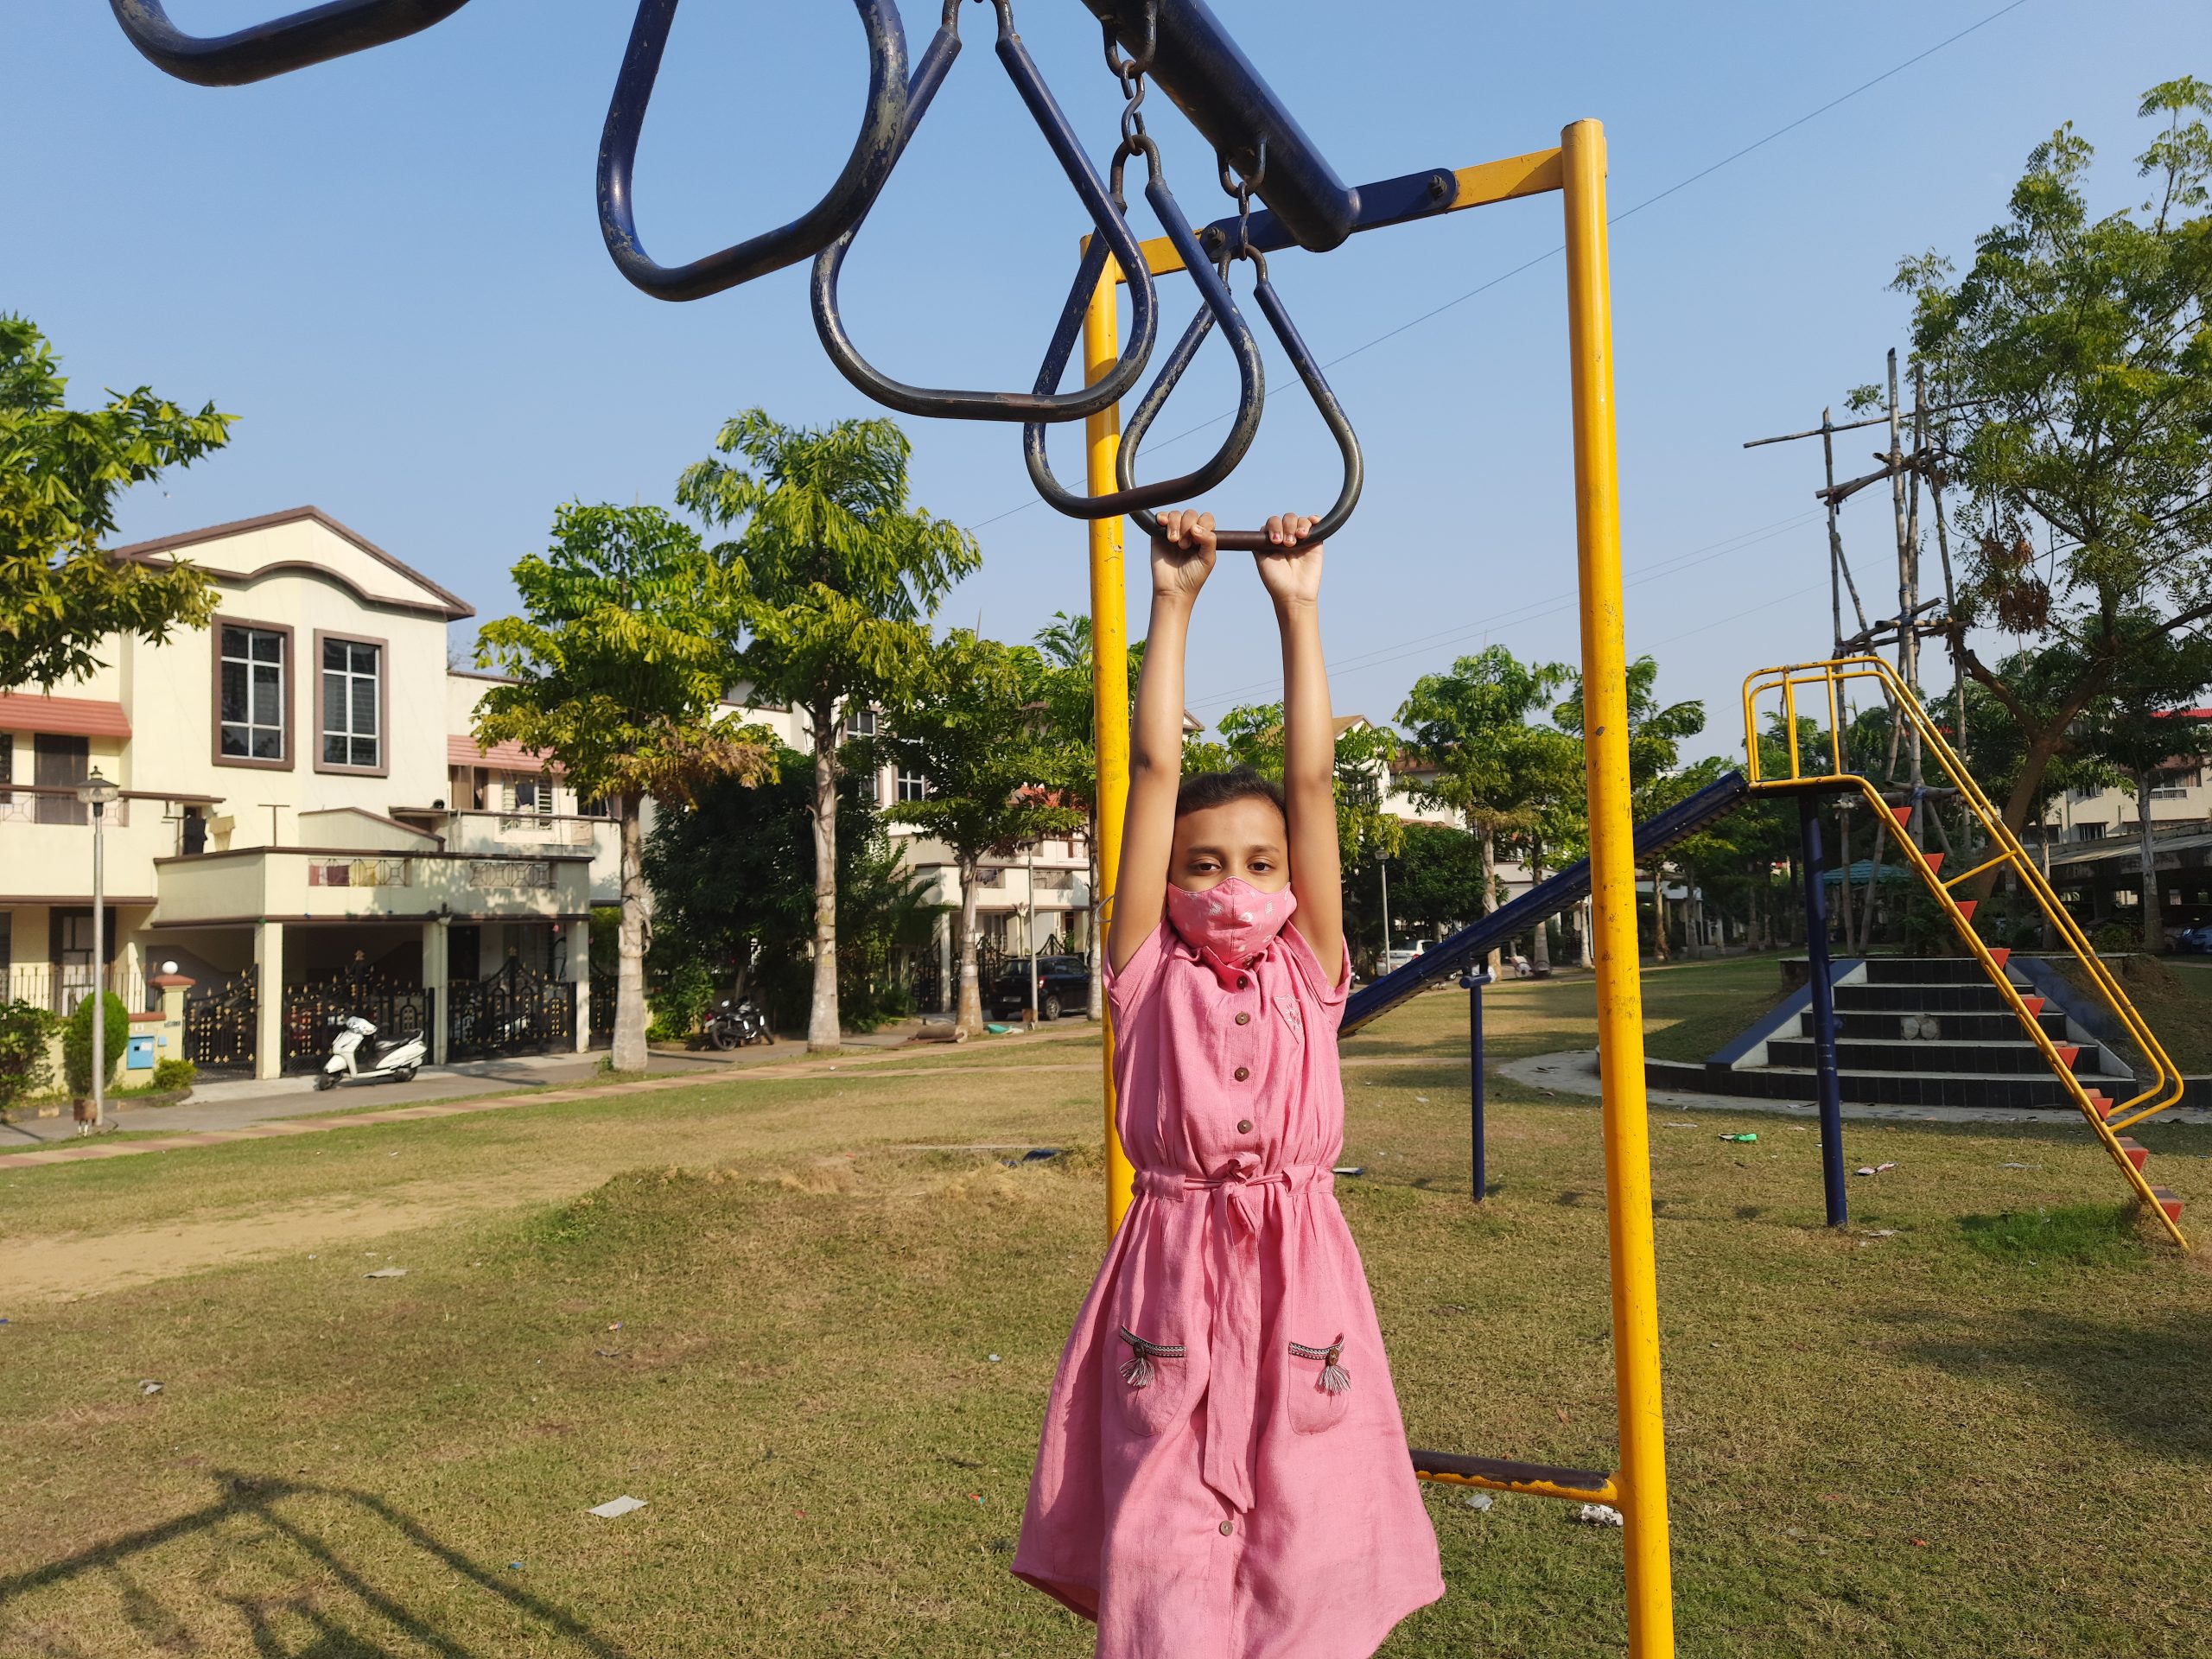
[{"x1": 1088, "y1": 120, "x2": 1676, "y2": 1658}]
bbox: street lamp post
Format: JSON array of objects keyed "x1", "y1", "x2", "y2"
[{"x1": 76, "y1": 767, "x2": 121, "y2": 1134}]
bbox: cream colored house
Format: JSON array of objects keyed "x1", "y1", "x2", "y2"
[{"x1": 1, "y1": 508, "x2": 614, "y2": 1077}]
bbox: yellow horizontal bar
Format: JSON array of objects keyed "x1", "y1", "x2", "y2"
[{"x1": 1102, "y1": 143, "x2": 1566, "y2": 283}]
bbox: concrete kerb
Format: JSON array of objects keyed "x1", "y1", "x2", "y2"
[{"x1": 1501, "y1": 1048, "x2": 2212, "y2": 1128}]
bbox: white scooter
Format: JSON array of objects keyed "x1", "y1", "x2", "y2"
[{"x1": 317, "y1": 1013, "x2": 426, "y2": 1090}]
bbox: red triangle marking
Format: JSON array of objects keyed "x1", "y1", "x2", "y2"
[
  {"x1": 1988, "y1": 948, "x2": 2012, "y2": 971},
  {"x1": 2055, "y1": 1045, "x2": 2080, "y2": 1068},
  {"x1": 1925, "y1": 851, "x2": 1945, "y2": 875},
  {"x1": 1890, "y1": 804, "x2": 1913, "y2": 830},
  {"x1": 1955, "y1": 900, "x2": 1978, "y2": 923},
  {"x1": 2021, "y1": 995, "x2": 2044, "y2": 1015}
]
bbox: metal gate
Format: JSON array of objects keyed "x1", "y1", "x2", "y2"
[
  {"x1": 183, "y1": 972, "x2": 257, "y2": 1072},
  {"x1": 588, "y1": 967, "x2": 616, "y2": 1048},
  {"x1": 283, "y1": 970, "x2": 433, "y2": 1073},
  {"x1": 450, "y1": 959, "x2": 573, "y2": 1061}
]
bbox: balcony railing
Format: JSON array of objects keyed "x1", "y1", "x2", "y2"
[
  {"x1": 0, "y1": 788, "x2": 130, "y2": 827},
  {"x1": 3, "y1": 961, "x2": 151, "y2": 1015}
]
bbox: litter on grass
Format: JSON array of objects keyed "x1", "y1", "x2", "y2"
[
  {"x1": 1718, "y1": 1133, "x2": 1758, "y2": 1143},
  {"x1": 1463, "y1": 1492, "x2": 1494, "y2": 1511},
  {"x1": 1332, "y1": 1166, "x2": 1366, "y2": 1178},
  {"x1": 1662, "y1": 1122, "x2": 1697, "y2": 1128},
  {"x1": 364, "y1": 1266, "x2": 408, "y2": 1279},
  {"x1": 587, "y1": 1496, "x2": 646, "y2": 1519},
  {"x1": 139, "y1": 1380, "x2": 162, "y2": 1395},
  {"x1": 2002, "y1": 1162, "x2": 2041, "y2": 1170},
  {"x1": 1575, "y1": 1503, "x2": 1624, "y2": 1527}
]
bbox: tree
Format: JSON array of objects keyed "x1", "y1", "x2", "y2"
[
  {"x1": 645, "y1": 750, "x2": 939, "y2": 1030},
  {"x1": 878, "y1": 631, "x2": 1085, "y2": 1034},
  {"x1": 474, "y1": 503, "x2": 773, "y2": 1072},
  {"x1": 677, "y1": 410, "x2": 979, "y2": 1052},
  {"x1": 1555, "y1": 656, "x2": 1706, "y2": 959},
  {"x1": 1893, "y1": 80, "x2": 2212, "y2": 884},
  {"x1": 1343, "y1": 821, "x2": 1486, "y2": 970},
  {"x1": 1397, "y1": 646, "x2": 1576, "y2": 962},
  {"x1": 0, "y1": 1000, "x2": 61, "y2": 1117},
  {"x1": 1029, "y1": 613, "x2": 1141, "y2": 1020},
  {"x1": 1, "y1": 316, "x2": 233, "y2": 688},
  {"x1": 2077, "y1": 633, "x2": 2212, "y2": 950},
  {"x1": 63, "y1": 990, "x2": 127, "y2": 1101}
]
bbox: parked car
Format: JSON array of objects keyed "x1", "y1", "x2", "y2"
[
  {"x1": 2174, "y1": 923, "x2": 2212, "y2": 955},
  {"x1": 989, "y1": 953, "x2": 1090, "y2": 1020}
]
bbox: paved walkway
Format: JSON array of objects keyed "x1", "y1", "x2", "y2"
[
  {"x1": 0, "y1": 1022, "x2": 1100, "y2": 1171},
  {"x1": 1501, "y1": 1048, "x2": 2212, "y2": 1127}
]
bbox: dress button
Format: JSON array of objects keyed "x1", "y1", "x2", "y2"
[
  {"x1": 1233, "y1": 1065, "x2": 1249, "y2": 1081},
  {"x1": 1218, "y1": 1520, "x2": 1235, "y2": 1536},
  {"x1": 1235, "y1": 1011, "x2": 1251, "y2": 1026},
  {"x1": 1237, "y1": 1119, "x2": 1253, "y2": 1135}
]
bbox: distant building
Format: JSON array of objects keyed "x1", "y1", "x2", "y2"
[{"x1": 2029, "y1": 715, "x2": 2212, "y2": 931}]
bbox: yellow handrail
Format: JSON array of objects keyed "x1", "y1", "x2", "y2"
[{"x1": 1741, "y1": 657, "x2": 2187, "y2": 1249}]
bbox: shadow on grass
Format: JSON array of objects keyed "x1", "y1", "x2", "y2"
[
  {"x1": 1898, "y1": 1306, "x2": 2212, "y2": 1465},
  {"x1": 0, "y1": 1471, "x2": 629, "y2": 1656}
]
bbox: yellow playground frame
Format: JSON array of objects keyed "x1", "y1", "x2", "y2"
[{"x1": 1080, "y1": 122, "x2": 1677, "y2": 1657}]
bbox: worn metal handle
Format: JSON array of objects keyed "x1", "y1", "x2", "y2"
[
  {"x1": 1125, "y1": 251, "x2": 1361, "y2": 551},
  {"x1": 109, "y1": 0, "x2": 471, "y2": 86},
  {"x1": 810, "y1": 0, "x2": 1160, "y2": 423},
  {"x1": 1020, "y1": 185, "x2": 1263, "y2": 518},
  {"x1": 599, "y1": 0, "x2": 910, "y2": 302}
]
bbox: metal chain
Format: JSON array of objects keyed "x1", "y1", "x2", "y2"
[
  {"x1": 1103, "y1": 5, "x2": 1165, "y2": 209},
  {"x1": 1217, "y1": 137, "x2": 1267, "y2": 259}
]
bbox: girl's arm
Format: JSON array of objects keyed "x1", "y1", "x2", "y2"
[
  {"x1": 1254, "y1": 512, "x2": 1344, "y2": 982},
  {"x1": 1109, "y1": 509, "x2": 1216, "y2": 974}
]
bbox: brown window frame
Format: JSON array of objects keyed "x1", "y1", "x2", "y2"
[
  {"x1": 211, "y1": 615, "x2": 296, "y2": 772},
  {"x1": 313, "y1": 628, "x2": 391, "y2": 779}
]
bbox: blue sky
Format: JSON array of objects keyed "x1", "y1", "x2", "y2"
[{"x1": 5, "y1": 1, "x2": 2197, "y2": 760}]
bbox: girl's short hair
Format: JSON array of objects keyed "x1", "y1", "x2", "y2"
[{"x1": 1175, "y1": 766, "x2": 1287, "y2": 821}]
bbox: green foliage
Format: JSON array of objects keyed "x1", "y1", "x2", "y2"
[
  {"x1": 0, "y1": 999, "x2": 60, "y2": 1115},
  {"x1": 645, "y1": 751, "x2": 937, "y2": 1034},
  {"x1": 150, "y1": 1056, "x2": 196, "y2": 1093},
  {"x1": 1891, "y1": 83, "x2": 2212, "y2": 833},
  {"x1": 474, "y1": 503, "x2": 774, "y2": 809},
  {"x1": 61, "y1": 991, "x2": 127, "y2": 1099},
  {"x1": 1185, "y1": 701, "x2": 1406, "y2": 866},
  {"x1": 1344, "y1": 821, "x2": 1487, "y2": 966},
  {"x1": 676, "y1": 409, "x2": 980, "y2": 721},
  {"x1": 650, "y1": 958, "x2": 717, "y2": 1041},
  {"x1": 1, "y1": 316, "x2": 233, "y2": 688},
  {"x1": 878, "y1": 632, "x2": 1088, "y2": 861}
]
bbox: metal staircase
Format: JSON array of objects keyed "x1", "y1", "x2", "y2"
[{"x1": 1744, "y1": 658, "x2": 2188, "y2": 1249}]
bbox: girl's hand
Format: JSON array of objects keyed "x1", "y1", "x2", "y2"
[
  {"x1": 1253, "y1": 512, "x2": 1323, "y2": 607},
  {"x1": 1151, "y1": 509, "x2": 1217, "y2": 603}
]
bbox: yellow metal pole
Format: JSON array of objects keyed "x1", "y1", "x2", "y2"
[
  {"x1": 1561, "y1": 117, "x2": 1676, "y2": 1657},
  {"x1": 1086, "y1": 257, "x2": 1136, "y2": 1238}
]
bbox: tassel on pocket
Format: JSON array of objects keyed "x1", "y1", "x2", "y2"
[
  {"x1": 1288, "y1": 1334, "x2": 1351, "y2": 1396},
  {"x1": 1119, "y1": 1325, "x2": 1185, "y2": 1389}
]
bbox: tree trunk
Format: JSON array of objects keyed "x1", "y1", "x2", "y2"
[
  {"x1": 2138, "y1": 768, "x2": 2164, "y2": 952},
  {"x1": 807, "y1": 697, "x2": 842, "y2": 1053},
  {"x1": 1478, "y1": 823, "x2": 1502, "y2": 972},
  {"x1": 1086, "y1": 806, "x2": 1103, "y2": 1020},
  {"x1": 612, "y1": 796, "x2": 651, "y2": 1074},
  {"x1": 955, "y1": 854, "x2": 985, "y2": 1036},
  {"x1": 1649, "y1": 867, "x2": 1669, "y2": 962}
]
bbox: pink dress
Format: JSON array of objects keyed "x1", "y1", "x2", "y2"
[{"x1": 1013, "y1": 918, "x2": 1445, "y2": 1656}]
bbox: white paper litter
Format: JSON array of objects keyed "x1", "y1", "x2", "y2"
[
  {"x1": 364, "y1": 1266, "x2": 408, "y2": 1279},
  {"x1": 1463, "y1": 1491, "x2": 1494, "y2": 1511},
  {"x1": 588, "y1": 1496, "x2": 647, "y2": 1519},
  {"x1": 1575, "y1": 1503, "x2": 1624, "y2": 1527}
]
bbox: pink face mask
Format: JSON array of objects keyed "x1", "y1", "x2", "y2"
[{"x1": 1166, "y1": 877, "x2": 1297, "y2": 982}]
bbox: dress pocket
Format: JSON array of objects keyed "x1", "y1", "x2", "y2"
[
  {"x1": 1114, "y1": 1325, "x2": 1192, "y2": 1438},
  {"x1": 1284, "y1": 1332, "x2": 1353, "y2": 1434}
]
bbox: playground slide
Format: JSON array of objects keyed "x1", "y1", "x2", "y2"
[{"x1": 1342, "y1": 771, "x2": 1751, "y2": 1037}]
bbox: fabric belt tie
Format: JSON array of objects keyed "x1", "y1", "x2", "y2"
[{"x1": 1133, "y1": 1156, "x2": 1332, "y2": 1511}]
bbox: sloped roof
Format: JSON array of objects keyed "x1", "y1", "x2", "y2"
[{"x1": 111, "y1": 505, "x2": 474, "y2": 620}]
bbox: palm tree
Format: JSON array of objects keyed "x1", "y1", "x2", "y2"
[{"x1": 677, "y1": 410, "x2": 978, "y2": 1052}]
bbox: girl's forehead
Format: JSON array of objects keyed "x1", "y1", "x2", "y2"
[{"x1": 1173, "y1": 798, "x2": 1287, "y2": 846}]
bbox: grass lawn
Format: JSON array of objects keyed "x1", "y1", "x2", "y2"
[{"x1": 3, "y1": 963, "x2": 2210, "y2": 1656}]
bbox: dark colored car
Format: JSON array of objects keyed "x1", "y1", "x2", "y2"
[
  {"x1": 2174, "y1": 923, "x2": 2212, "y2": 955},
  {"x1": 989, "y1": 953, "x2": 1090, "y2": 1020}
]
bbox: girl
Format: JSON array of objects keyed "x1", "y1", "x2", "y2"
[{"x1": 1014, "y1": 510, "x2": 1444, "y2": 1656}]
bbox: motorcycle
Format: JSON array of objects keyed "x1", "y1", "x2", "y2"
[
  {"x1": 317, "y1": 1013, "x2": 427, "y2": 1090},
  {"x1": 705, "y1": 997, "x2": 772, "y2": 1050}
]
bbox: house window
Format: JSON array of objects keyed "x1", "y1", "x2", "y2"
[
  {"x1": 33, "y1": 733, "x2": 88, "y2": 825},
  {"x1": 976, "y1": 866, "x2": 1007, "y2": 888},
  {"x1": 0, "y1": 732, "x2": 11, "y2": 804},
  {"x1": 219, "y1": 625, "x2": 287, "y2": 762},
  {"x1": 321, "y1": 638, "x2": 382, "y2": 769},
  {"x1": 576, "y1": 791, "x2": 612, "y2": 818},
  {"x1": 511, "y1": 774, "x2": 555, "y2": 815},
  {"x1": 844, "y1": 706, "x2": 879, "y2": 737},
  {"x1": 2151, "y1": 767, "x2": 2199, "y2": 800},
  {"x1": 897, "y1": 769, "x2": 929, "y2": 802},
  {"x1": 2076, "y1": 823, "x2": 2106, "y2": 842}
]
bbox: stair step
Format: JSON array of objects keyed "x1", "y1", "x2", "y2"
[
  {"x1": 1812, "y1": 1010, "x2": 2071, "y2": 1043},
  {"x1": 2152, "y1": 1186, "x2": 2183, "y2": 1223},
  {"x1": 1720, "y1": 1065, "x2": 2084, "y2": 1110},
  {"x1": 1837, "y1": 985, "x2": 2022, "y2": 1014},
  {"x1": 2115, "y1": 1137, "x2": 2148, "y2": 1172},
  {"x1": 1767, "y1": 1037, "x2": 2105, "y2": 1076},
  {"x1": 1859, "y1": 958, "x2": 2005, "y2": 987}
]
